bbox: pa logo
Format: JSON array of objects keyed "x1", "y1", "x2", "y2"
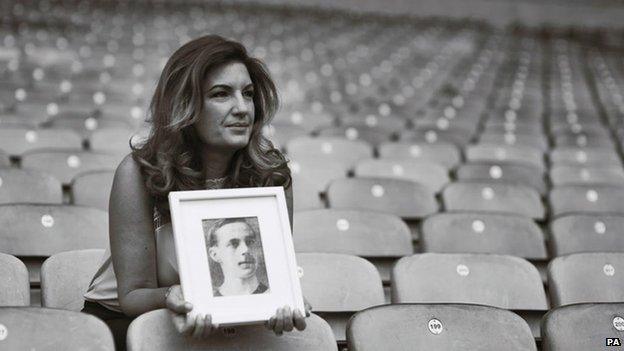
[{"x1": 606, "y1": 338, "x2": 621, "y2": 346}]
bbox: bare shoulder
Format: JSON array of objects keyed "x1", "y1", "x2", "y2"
[{"x1": 110, "y1": 153, "x2": 152, "y2": 213}]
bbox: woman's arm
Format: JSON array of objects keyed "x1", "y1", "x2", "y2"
[{"x1": 109, "y1": 155, "x2": 168, "y2": 317}]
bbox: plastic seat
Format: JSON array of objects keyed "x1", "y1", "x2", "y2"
[
  {"x1": 377, "y1": 141, "x2": 460, "y2": 169},
  {"x1": 0, "y1": 128, "x2": 83, "y2": 157},
  {"x1": 553, "y1": 133, "x2": 616, "y2": 148},
  {"x1": 549, "y1": 185, "x2": 624, "y2": 217},
  {"x1": 327, "y1": 178, "x2": 438, "y2": 219},
  {"x1": 41, "y1": 249, "x2": 105, "y2": 311},
  {"x1": 297, "y1": 253, "x2": 385, "y2": 342},
  {"x1": 399, "y1": 127, "x2": 472, "y2": 146},
  {"x1": 548, "y1": 253, "x2": 624, "y2": 307},
  {"x1": 263, "y1": 124, "x2": 310, "y2": 149},
  {"x1": 0, "y1": 307, "x2": 114, "y2": 350},
  {"x1": 347, "y1": 304, "x2": 537, "y2": 351},
  {"x1": 549, "y1": 147, "x2": 621, "y2": 167},
  {"x1": 541, "y1": 303, "x2": 624, "y2": 351},
  {"x1": 550, "y1": 166, "x2": 624, "y2": 186},
  {"x1": 71, "y1": 170, "x2": 115, "y2": 210},
  {"x1": 442, "y1": 182, "x2": 545, "y2": 220},
  {"x1": 0, "y1": 150, "x2": 10, "y2": 167},
  {"x1": 0, "y1": 169, "x2": 63, "y2": 204},
  {"x1": 21, "y1": 150, "x2": 121, "y2": 185},
  {"x1": 317, "y1": 126, "x2": 393, "y2": 146},
  {"x1": 550, "y1": 214, "x2": 624, "y2": 256},
  {"x1": 354, "y1": 158, "x2": 449, "y2": 193},
  {"x1": 285, "y1": 137, "x2": 373, "y2": 169},
  {"x1": 0, "y1": 253, "x2": 29, "y2": 306},
  {"x1": 464, "y1": 144, "x2": 545, "y2": 171},
  {"x1": 294, "y1": 209, "x2": 412, "y2": 282},
  {"x1": 479, "y1": 132, "x2": 548, "y2": 151},
  {"x1": 421, "y1": 212, "x2": 547, "y2": 260},
  {"x1": 45, "y1": 115, "x2": 132, "y2": 137},
  {"x1": 89, "y1": 128, "x2": 135, "y2": 154},
  {"x1": 272, "y1": 110, "x2": 334, "y2": 131},
  {"x1": 127, "y1": 309, "x2": 337, "y2": 351},
  {"x1": 456, "y1": 162, "x2": 546, "y2": 195}
]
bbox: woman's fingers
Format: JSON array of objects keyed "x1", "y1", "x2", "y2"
[
  {"x1": 304, "y1": 300, "x2": 312, "y2": 317},
  {"x1": 293, "y1": 309, "x2": 307, "y2": 331},
  {"x1": 202, "y1": 314, "x2": 216, "y2": 338},
  {"x1": 168, "y1": 301, "x2": 193, "y2": 314},
  {"x1": 273, "y1": 307, "x2": 284, "y2": 335},
  {"x1": 282, "y1": 306, "x2": 294, "y2": 332},
  {"x1": 191, "y1": 314, "x2": 206, "y2": 339}
]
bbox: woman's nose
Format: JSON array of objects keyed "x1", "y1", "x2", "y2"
[{"x1": 232, "y1": 91, "x2": 250, "y2": 115}]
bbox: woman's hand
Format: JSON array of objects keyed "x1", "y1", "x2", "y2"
[
  {"x1": 166, "y1": 285, "x2": 219, "y2": 338},
  {"x1": 265, "y1": 299, "x2": 312, "y2": 336}
]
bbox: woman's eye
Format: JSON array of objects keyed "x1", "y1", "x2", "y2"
[
  {"x1": 243, "y1": 90, "x2": 254, "y2": 98},
  {"x1": 210, "y1": 91, "x2": 228, "y2": 98}
]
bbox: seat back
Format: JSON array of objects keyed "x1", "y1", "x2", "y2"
[
  {"x1": 347, "y1": 304, "x2": 537, "y2": 351},
  {"x1": 550, "y1": 147, "x2": 621, "y2": 167},
  {"x1": 392, "y1": 253, "x2": 548, "y2": 310},
  {"x1": 550, "y1": 166, "x2": 624, "y2": 186},
  {"x1": 71, "y1": 170, "x2": 115, "y2": 211},
  {"x1": 541, "y1": 303, "x2": 624, "y2": 351},
  {"x1": 354, "y1": 158, "x2": 449, "y2": 193},
  {"x1": 89, "y1": 128, "x2": 135, "y2": 154},
  {"x1": 548, "y1": 253, "x2": 624, "y2": 307},
  {"x1": 377, "y1": 141, "x2": 460, "y2": 169},
  {"x1": 549, "y1": 185, "x2": 624, "y2": 216},
  {"x1": 0, "y1": 253, "x2": 29, "y2": 306},
  {"x1": 21, "y1": 150, "x2": 121, "y2": 185},
  {"x1": 285, "y1": 137, "x2": 373, "y2": 169},
  {"x1": 465, "y1": 144, "x2": 545, "y2": 171},
  {"x1": 550, "y1": 214, "x2": 624, "y2": 256},
  {"x1": 455, "y1": 162, "x2": 546, "y2": 194},
  {"x1": 127, "y1": 309, "x2": 337, "y2": 351},
  {"x1": 0, "y1": 307, "x2": 114, "y2": 350},
  {"x1": 0, "y1": 128, "x2": 83, "y2": 156},
  {"x1": 0, "y1": 169, "x2": 63, "y2": 204},
  {"x1": 41, "y1": 249, "x2": 105, "y2": 311}
]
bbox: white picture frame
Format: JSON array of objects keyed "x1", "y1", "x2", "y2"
[{"x1": 168, "y1": 186, "x2": 304, "y2": 326}]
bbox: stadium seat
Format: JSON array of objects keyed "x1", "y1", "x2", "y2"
[
  {"x1": 347, "y1": 304, "x2": 537, "y2": 351},
  {"x1": 550, "y1": 166, "x2": 624, "y2": 186},
  {"x1": 71, "y1": 170, "x2": 114, "y2": 210},
  {"x1": 21, "y1": 150, "x2": 121, "y2": 185},
  {"x1": 442, "y1": 182, "x2": 545, "y2": 220},
  {"x1": 549, "y1": 185, "x2": 624, "y2": 217},
  {"x1": 297, "y1": 253, "x2": 385, "y2": 342},
  {"x1": 0, "y1": 151, "x2": 10, "y2": 167},
  {"x1": 0, "y1": 128, "x2": 83, "y2": 157},
  {"x1": 0, "y1": 307, "x2": 114, "y2": 350},
  {"x1": 285, "y1": 137, "x2": 373, "y2": 169},
  {"x1": 263, "y1": 124, "x2": 310, "y2": 150},
  {"x1": 327, "y1": 178, "x2": 438, "y2": 219},
  {"x1": 550, "y1": 214, "x2": 624, "y2": 256},
  {"x1": 89, "y1": 128, "x2": 135, "y2": 154},
  {"x1": 548, "y1": 253, "x2": 624, "y2": 307},
  {"x1": 464, "y1": 144, "x2": 545, "y2": 171},
  {"x1": 455, "y1": 162, "x2": 546, "y2": 195},
  {"x1": 317, "y1": 126, "x2": 393, "y2": 146},
  {"x1": 541, "y1": 303, "x2": 624, "y2": 351},
  {"x1": 377, "y1": 141, "x2": 461, "y2": 169},
  {"x1": 399, "y1": 127, "x2": 472, "y2": 147},
  {"x1": 0, "y1": 253, "x2": 29, "y2": 306},
  {"x1": 294, "y1": 209, "x2": 412, "y2": 282},
  {"x1": 40, "y1": 249, "x2": 105, "y2": 311},
  {"x1": 480, "y1": 132, "x2": 548, "y2": 151},
  {"x1": 0, "y1": 169, "x2": 63, "y2": 204},
  {"x1": 354, "y1": 158, "x2": 449, "y2": 193},
  {"x1": 549, "y1": 147, "x2": 621, "y2": 167},
  {"x1": 126, "y1": 310, "x2": 337, "y2": 351}
]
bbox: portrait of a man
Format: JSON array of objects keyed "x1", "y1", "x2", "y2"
[{"x1": 203, "y1": 217, "x2": 270, "y2": 297}]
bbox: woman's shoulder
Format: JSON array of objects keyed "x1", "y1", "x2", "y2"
[{"x1": 112, "y1": 153, "x2": 149, "y2": 195}]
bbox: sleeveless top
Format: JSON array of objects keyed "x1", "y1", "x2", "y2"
[{"x1": 83, "y1": 178, "x2": 227, "y2": 313}]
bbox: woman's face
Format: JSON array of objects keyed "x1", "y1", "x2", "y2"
[{"x1": 195, "y1": 61, "x2": 255, "y2": 150}]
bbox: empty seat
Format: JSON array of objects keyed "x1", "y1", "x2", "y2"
[
  {"x1": 317, "y1": 126, "x2": 393, "y2": 146},
  {"x1": 0, "y1": 128, "x2": 83, "y2": 157},
  {"x1": 298, "y1": 253, "x2": 385, "y2": 341},
  {"x1": 354, "y1": 158, "x2": 449, "y2": 193},
  {"x1": 549, "y1": 147, "x2": 621, "y2": 167},
  {"x1": 0, "y1": 253, "x2": 29, "y2": 306},
  {"x1": 550, "y1": 214, "x2": 624, "y2": 256},
  {"x1": 0, "y1": 307, "x2": 114, "y2": 350},
  {"x1": 550, "y1": 166, "x2": 624, "y2": 186},
  {"x1": 40, "y1": 249, "x2": 105, "y2": 311},
  {"x1": 548, "y1": 253, "x2": 624, "y2": 307},
  {"x1": 347, "y1": 304, "x2": 537, "y2": 351},
  {"x1": 71, "y1": 170, "x2": 114, "y2": 210},
  {"x1": 21, "y1": 150, "x2": 121, "y2": 185},
  {"x1": 456, "y1": 162, "x2": 546, "y2": 195},
  {"x1": 549, "y1": 185, "x2": 624, "y2": 217},
  {"x1": 327, "y1": 178, "x2": 438, "y2": 219},
  {"x1": 480, "y1": 132, "x2": 548, "y2": 151},
  {"x1": 465, "y1": 144, "x2": 545, "y2": 171},
  {"x1": 442, "y1": 182, "x2": 545, "y2": 220},
  {"x1": 399, "y1": 127, "x2": 472, "y2": 146},
  {"x1": 263, "y1": 124, "x2": 309, "y2": 149},
  {"x1": 0, "y1": 169, "x2": 63, "y2": 204},
  {"x1": 377, "y1": 141, "x2": 460, "y2": 169},
  {"x1": 89, "y1": 128, "x2": 135, "y2": 154},
  {"x1": 421, "y1": 212, "x2": 547, "y2": 260},
  {"x1": 285, "y1": 137, "x2": 372, "y2": 169},
  {"x1": 0, "y1": 150, "x2": 10, "y2": 167},
  {"x1": 127, "y1": 309, "x2": 337, "y2": 351},
  {"x1": 541, "y1": 303, "x2": 624, "y2": 351}
]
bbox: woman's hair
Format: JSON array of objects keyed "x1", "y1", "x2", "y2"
[{"x1": 132, "y1": 35, "x2": 290, "y2": 216}]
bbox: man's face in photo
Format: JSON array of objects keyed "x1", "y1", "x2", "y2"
[{"x1": 209, "y1": 221, "x2": 259, "y2": 280}]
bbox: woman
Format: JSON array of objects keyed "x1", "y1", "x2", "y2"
[{"x1": 82, "y1": 35, "x2": 308, "y2": 349}]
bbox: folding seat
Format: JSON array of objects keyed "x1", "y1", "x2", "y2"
[
  {"x1": 392, "y1": 253, "x2": 548, "y2": 337},
  {"x1": 0, "y1": 307, "x2": 114, "y2": 350},
  {"x1": 13, "y1": 102, "x2": 61, "y2": 126},
  {"x1": 549, "y1": 124, "x2": 610, "y2": 138},
  {"x1": 294, "y1": 209, "x2": 412, "y2": 282},
  {"x1": 21, "y1": 150, "x2": 121, "y2": 185},
  {"x1": 464, "y1": 143, "x2": 545, "y2": 171},
  {"x1": 377, "y1": 141, "x2": 460, "y2": 170},
  {"x1": 484, "y1": 121, "x2": 543, "y2": 135},
  {"x1": 442, "y1": 181, "x2": 545, "y2": 220},
  {"x1": 549, "y1": 147, "x2": 621, "y2": 167},
  {"x1": 127, "y1": 309, "x2": 337, "y2": 351},
  {"x1": 456, "y1": 162, "x2": 546, "y2": 195},
  {"x1": 354, "y1": 158, "x2": 449, "y2": 193},
  {"x1": 550, "y1": 166, "x2": 624, "y2": 186},
  {"x1": 0, "y1": 204, "x2": 108, "y2": 284},
  {"x1": 347, "y1": 304, "x2": 537, "y2": 351},
  {"x1": 0, "y1": 253, "x2": 29, "y2": 306},
  {"x1": 71, "y1": 170, "x2": 114, "y2": 211},
  {"x1": 263, "y1": 124, "x2": 310, "y2": 150},
  {"x1": 541, "y1": 303, "x2": 624, "y2": 351},
  {"x1": 317, "y1": 126, "x2": 393, "y2": 146},
  {"x1": 285, "y1": 137, "x2": 373, "y2": 170},
  {"x1": 89, "y1": 128, "x2": 136, "y2": 154},
  {"x1": 479, "y1": 132, "x2": 548, "y2": 151},
  {"x1": 45, "y1": 115, "x2": 133, "y2": 137},
  {"x1": 338, "y1": 114, "x2": 406, "y2": 134},
  {"x1": 297, "y1": 253, "x2": 385, "y2": 343},
  {"x1": 550, "y1": 214, "x2": 624, "y2": 256},
  {"x1": 0, "y1": 168, "x2": 63, "y2": 204},
  {"x1": 548, "y1": 253, "x2": 624, "y2": 307},
  {"x1": 553, "y1": 133, "x2": 616, "y2": 148},
  {"x1": 549, "y1": 184, "x2": 624, "y2": 217},
  {"x1": 399, "y1": 127, "x2": 472, "y2": 147},
  {"x1": 0, "y1": 128, "x2": 83, "y2": 157},
  {"x1": 40, "y1": 249, "x2": 105, "y2": 311},
  {"x1": 272, "y1": 110, "x2": 334, "y2": 131},
  {"x1": 327, "y1": 178, "x2": 438, "y2": 219}
]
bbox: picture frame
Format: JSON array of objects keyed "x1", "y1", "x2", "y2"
[{"x1": 168, "y1": 186, "x2": 305, "y2": 326}]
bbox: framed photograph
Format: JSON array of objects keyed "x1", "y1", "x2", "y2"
[{"x1": 168, "y1": 186, "x2": 304, "y2": 326}]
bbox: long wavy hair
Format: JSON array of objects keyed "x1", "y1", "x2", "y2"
[{"x1": 132, "y1": 35, "x2": 290, "y2": 216}]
